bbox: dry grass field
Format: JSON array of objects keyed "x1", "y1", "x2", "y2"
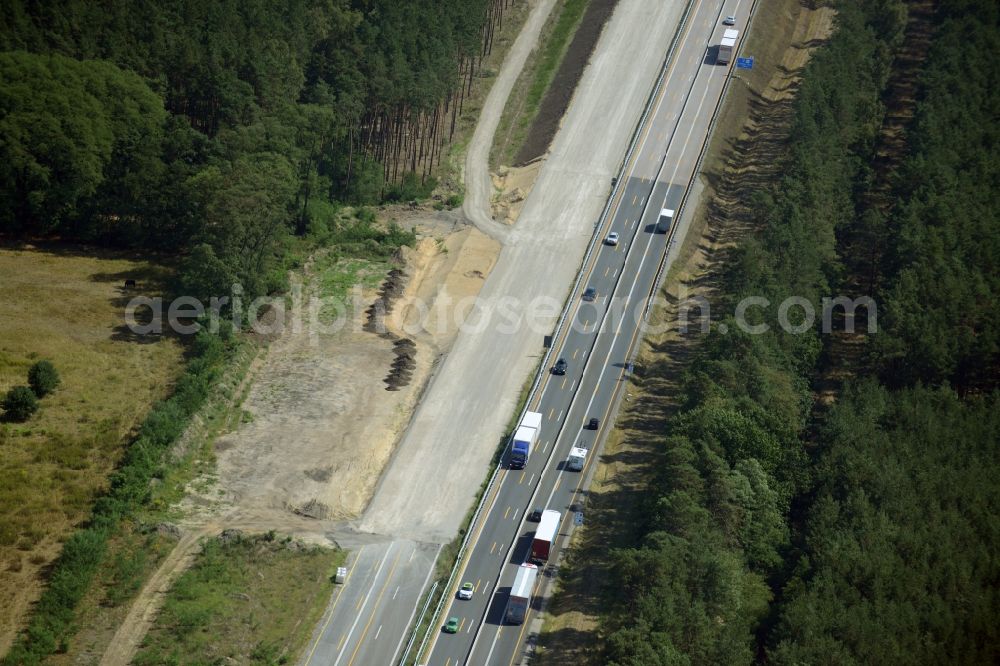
[{"x1": 0, "y1": 243, "x2": 184, "y2": 652}]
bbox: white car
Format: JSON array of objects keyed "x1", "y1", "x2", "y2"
[
  {"x1": 605, "y1": 231, "x2": 619, "y2": 246},
  {"x1": 722, "y1": 15, "x2": 736, "y2": 26},
  {"x1": 458, "y1": 582, "x2": 474, "y2": 600}
]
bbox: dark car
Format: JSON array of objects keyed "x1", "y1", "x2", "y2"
[
  {"x1": 553, "y1": 358, "x2": 568, "y2": 375},
  {"x1": 582, "y1": 286, "x2": 597, "y2": 302},
  {"x1": 528, "y1": 508, "x2": 542, "y2": 522},
  {"x1": 587, "y1": 417, "x2": 600, "y2": 430}
]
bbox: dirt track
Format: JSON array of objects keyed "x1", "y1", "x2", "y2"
[
  {"x1": 463, "y1": 0, "x2": 557, "y2": 240},
  {"x1": 98, "y1": 526, "x2": 211, "y2": 666},
  {"x1": 93, "y1": 225, "x2": 499, "y2": 665}
]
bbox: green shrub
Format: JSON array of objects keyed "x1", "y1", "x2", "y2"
[
  {"x1": 3, "y1": 386, "x2": 39, "y2": 422},
  {"x1": 3, "y1": 329, "x2": 233, "y2": 664},
  {"x1": 384, "y1": 172, "x2": 437, "y2": 202},
  {"x1": 28, "y1": 360, "x2": 61, "y2": 397}
]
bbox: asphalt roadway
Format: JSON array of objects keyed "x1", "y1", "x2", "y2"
[
  {"x1": 300, "y1": 538, "x2": 440, "y2": 666},
  {"x1": 426, "y1": 0, "x2": 752, "y2": 664}
]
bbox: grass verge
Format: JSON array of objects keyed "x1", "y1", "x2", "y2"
[
  {"x1": 491, "y1": 0, "x2": 590, "y2": 168},
  {"x1": 132, "y1": 532, "x2": 343, "y2": 665}
]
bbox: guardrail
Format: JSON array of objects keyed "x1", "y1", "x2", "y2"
[
  {"x1": 518, "y1": 0, "x2": 699, "y2": 421},
  {"x1": 398, "y1": 580, "x2": 437, "y2": 665},
  {"x1": 400, "y1": 1, "x2": 700, "y2": 663},
  {"x1": 636, "y1": 0, "x2": 763, "y2": 350}
]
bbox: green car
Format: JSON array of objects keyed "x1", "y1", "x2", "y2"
[{"x1": 443, "y1": 616, "x2": 460, "y2": 633}]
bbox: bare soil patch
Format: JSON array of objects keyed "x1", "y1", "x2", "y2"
[
  {"x1": 178, "y1": 220, "x2": 499, "y2": 528},
  {"x1": 85, "y1": 217, "x2": 500, "y2": 664},
  {"x1": 491, "y1": 160, "x2": 544, "y2": 224}
]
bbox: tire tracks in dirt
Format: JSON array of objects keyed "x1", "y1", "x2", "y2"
[
  {"x1": 463, "y1": 0, "x2": 558, "y2": 242},
  {"x1": 97, "y1": 524, "x2": 215, "y2": 666}
]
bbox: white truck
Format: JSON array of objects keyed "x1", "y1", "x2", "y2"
[
  {"x1": 567, "y1": 446, "x2": 587, "y2": 471},
  {"x1": 510, "y1": 411, "x2": 543, "y2": 469},
  {"x1": 717, "y1": 28, "x2": 739, "y2": 65},
  {"x1": 505, "y1": 563, "x2": 539, "y2": 624},
  {"x1": 656, "y1": 208, "x2": 675, "y2": 233}
]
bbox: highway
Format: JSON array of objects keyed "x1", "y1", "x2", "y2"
[
  {"x1": 425, "y1": 0, "x2": 751, "y2": 664},
  {"x1": 301, "y1": 538, "x2": 439, "y2": 666}
]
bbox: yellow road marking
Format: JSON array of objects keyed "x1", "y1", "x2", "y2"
[
  {"x1": 347, "y1": 548, "x2": 402, "y2": 666},
  {"x1": 506, "y1": 5, "x2": 703, "y2": 661},
  {"x1": 504, "y1": 506, "x2": 510, "y2": 520},
  {"x1": 303, "y1": 545, "x2": 365, "y2": 663},
  {"x1": 439, "y1": 12, "x2": 705, "y2": 662},
  {"x1": 528, "y1": 5, "x2": 685, "y2": 408}
]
